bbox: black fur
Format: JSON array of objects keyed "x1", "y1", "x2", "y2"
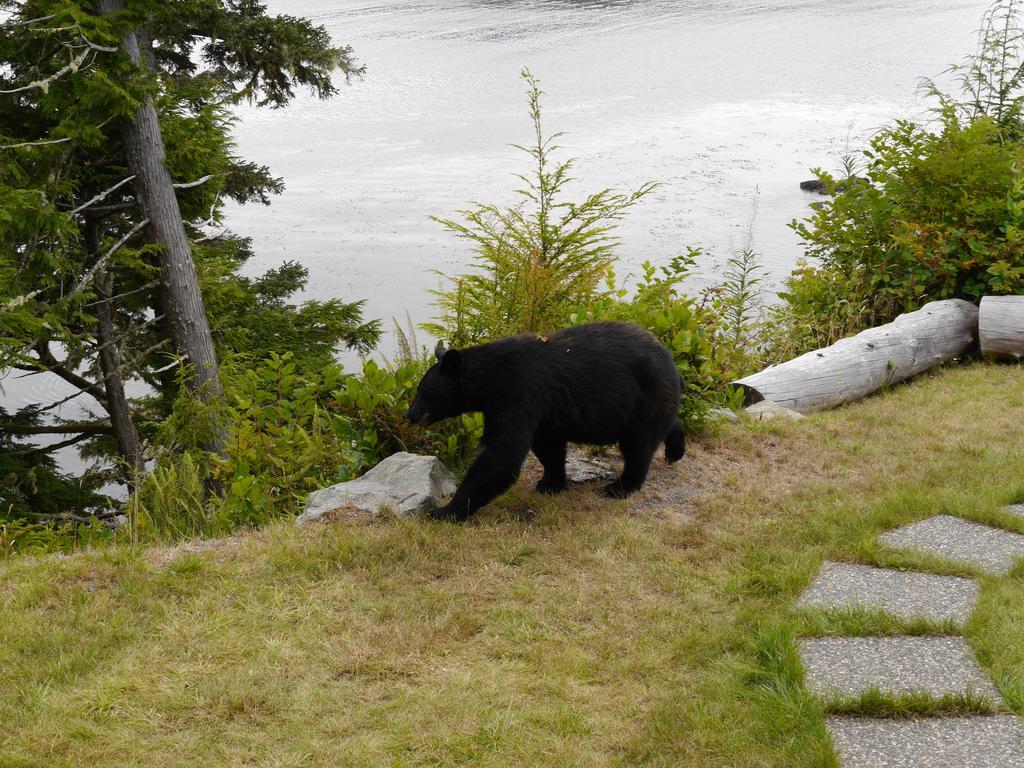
[{"x1": 407, "y1": 321, "x2": 686, "y2": 521}]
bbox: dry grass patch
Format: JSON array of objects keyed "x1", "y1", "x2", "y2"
[{"x1": 1, "y1": 362, "x2": 1022, "y2": 767}]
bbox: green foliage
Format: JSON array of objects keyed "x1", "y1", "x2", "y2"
[
  {"x1": 782, "y1": 0, "x2": 1024, "y2": 352},
  {"x1": 0, "y1": 408, "x2": 109, "y2": 520},
  {"x1": 784, "y1": 114, "x2": 1024, "y2": 350},
  {"x1": 212, "y1": 353, "x2": 357, "y2": 527},
  {"x1": 0, "y1": 516, "x2": 111, "y2": 559},
  {"x1": 130, "y1": 453, "x2": 212, "y2": 542},
  {"x1": 702, "y1": 246, "x2": 769, "y2": 383},
  {"x1": 425, "y1": 69, "x2": 655, "y2": 346},
  {"x1": 334, "y1": 358, "x2": 483, "y2": 473}
]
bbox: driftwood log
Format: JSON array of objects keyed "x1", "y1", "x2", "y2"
[
  {"x1": 979, "y1": 295, "x2": 1024, "y2": 360},
  {"x1": 733, "y1": 299, "x2": 979, "y2": 414}
]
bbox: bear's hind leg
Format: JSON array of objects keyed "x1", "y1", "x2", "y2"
[
  {"x1": 664, "y1": 419, "x2": 686, "y2": 463},
  {"x1": 532, "y1": 428, "x2": 568, "y2": 495},
  {"x1": 604, "y1": 431, "x2": 659, "y2": 499}
]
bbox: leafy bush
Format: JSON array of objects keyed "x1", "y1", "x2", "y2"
[
  {"x1": 783, "y1": 0, "x2": 1024, "y2": 351},
  {"x1": 786, "y1": 116, "x2": 1024, "y2": 348},
  {"x1": 211, "y1": 353, "x2": 358, "y2": 527},
  {"x1": 334, "y1": 358, "x2": 483, "y2": 473},
  {"x1": 130, "y1": 453, "x2": 214, "y2": 542}
]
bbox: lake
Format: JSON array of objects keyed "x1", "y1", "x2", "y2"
[{"x1": 225, "y1": 0, "x2": 989, "y2": 350}]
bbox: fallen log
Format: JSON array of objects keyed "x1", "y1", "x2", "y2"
[
  {"x1": 979, "y1": 295, "x2": 1024, "y2": 360},
  {"x1": 733, "y1": 299, "x2": 979, "y2": 414}
]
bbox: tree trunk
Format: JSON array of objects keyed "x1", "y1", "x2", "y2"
[
  {"x1": 733, "y1": 299, "x2": 979, "y2": 414},
  {"x1": 96, "y1": 0, "x2": 225, "y2": 457},
  {"x1": 86, "y1": 218, "x2": 145, "y2": 478},
  {"x1": 979, "y1": 295, "x2": 1024, "y2": 360},
  {"x1": 96, "y1": 271, "x2": 146, "y2": 477}
]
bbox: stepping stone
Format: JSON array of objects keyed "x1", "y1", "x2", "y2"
[
  {"x1": 879, "y1": 515, "x2": 1024, "y2": 575},
  {"x1": 798, "y1": 636, "x2": 1000, "y2": 701},
  {"x1": 826, "y1": 715, "x2": 1024, "y2": 768},
  {"x1": 1004, "y1": 503, "x2": 1024, "y2": 518},
  {"x1": 798, "y1": 561, "x2": 979, "y2": 625}
]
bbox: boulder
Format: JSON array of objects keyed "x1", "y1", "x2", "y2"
[
  {"x1": 297, "y1": 452, "x2": 456, "y2": 524},
  {"x1": 744, "y1": 400, "x2": 806, "y2": 422},
  {"x1": 708, "y1": 406, "x2": 740, "y2": 423},
  {"x1": 565, "y1": 455, "x2": 616, "y2": 483}
]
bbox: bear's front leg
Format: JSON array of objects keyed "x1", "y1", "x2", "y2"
[
  {"x1": 429, "y1": 419, "x2": 532, "y2": 521},
  {"x1": 532, "y1": 427, "x2": 568, "y2": 495}
]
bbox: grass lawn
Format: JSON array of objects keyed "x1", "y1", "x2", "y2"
[{"x1": 1, "y1": 362, "x2": 1023, "y2": 767}]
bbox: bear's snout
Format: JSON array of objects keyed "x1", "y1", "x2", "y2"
[{"x1": 406, "y1": 401, "x2": 431, "y2": 425}]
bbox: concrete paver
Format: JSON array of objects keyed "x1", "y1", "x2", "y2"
[
  {"x1": 798, "y1": 562, "x2": 979, "y2": 625},
  {"x1": 879, "y1": 515, "x2": 1024, "y2": 575},
  {"x1": 826, "y1": 715, "x2": 1024, "y2": 768},
  {"x1": 799, "y1": 636, "x2": 1001, "y2": 701}
]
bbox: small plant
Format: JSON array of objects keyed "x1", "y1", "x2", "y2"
[
  {"x1": 212, "y1": 353, "x2": 358, "y2": 527},
  {"x1": 922, "y1": 0, "x2": 1024, "y2": 139},
  {"x1": 130, "y1": 453, "x2": 213, "y2": 542},
  {"x1": 424, "y1": 68, "x2": 655, "y2": 346}
]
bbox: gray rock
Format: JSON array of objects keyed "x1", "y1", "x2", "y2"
[
  {"x1": 826, "y1": 716, "x2": 1024, "y2": 768},
  {"x1": 880, "y1": 515, "x2": 1024, "y2": 575},
  {"x1": 297, "y1": 452, "x2": 456, "y2": 524},
  {"x1": 744, "y1": 399, "x2": 806, "y2": 422},
  {"x1": 708, "y1": 406, "x2": 740, "y2": 423},
  {"x1": 564, "y1": 455, "x2": 617, "y2": 483},
  {"x1": 798, "y1": 561, "x2": 980, "y2": 625},
  {"x1": 798, "y1": 636, "x2": 1001, "y2": 701}
]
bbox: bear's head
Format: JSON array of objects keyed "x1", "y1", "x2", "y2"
[{"x1": 406, "y1": 344, "x2": 463, "y2": 426}]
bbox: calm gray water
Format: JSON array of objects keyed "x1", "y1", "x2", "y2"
[
  {"x1": 1, "y1": 0, "x2": 991, "y2": 475},
  {"x1": 225, "y1": 0, "x2": 989, "y2": 347}
]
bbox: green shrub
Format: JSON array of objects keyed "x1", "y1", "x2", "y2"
[
  {"x1": 130, "y1": 453, "x2": 214, "y2": 542},
  {"x1": 785, "y1": 113, "x2": 1024, "y2": 350},
  {"x1": 782, "y1": 0, "x2": 1024, "y2": 352},
  {"x1": 211, "y1": 353, "x2": 358, "y2": 527},
  {"x1": 334, "y1": 358, "x2": 483, "y2": 473}
]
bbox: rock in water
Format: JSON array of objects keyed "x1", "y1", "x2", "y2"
[
  {"x1": 297, "y1": 452, "x2": 457, "y2": 524},
  {"x1": 744, "y1": 400, "x2": 806, "y2": 422},
  {"x1": 800, "y1": 179, "x2": 828, "y2": 194}
]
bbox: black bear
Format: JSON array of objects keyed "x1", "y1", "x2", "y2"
[{"x1": 407, "y1": 321, "x2": 686, "y2": 521}]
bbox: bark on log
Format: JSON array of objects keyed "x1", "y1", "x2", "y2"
[
  {"x1": 733, "y1": 299, "x2": 979, "y2": 414},
  {"x1": 979, "y1": 295, "x2": 1024, "y2": 360}
]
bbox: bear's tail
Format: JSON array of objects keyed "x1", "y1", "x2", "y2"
[{"x1": 664, "y1": 420, "x2": 686, "y2": 463}]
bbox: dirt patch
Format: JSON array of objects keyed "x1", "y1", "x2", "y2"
[{"x1": 146, "y1": 534, "x2": 246, "y2": 570}]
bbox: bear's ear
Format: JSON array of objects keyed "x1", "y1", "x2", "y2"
[
  {"x1": 440, "y1": 348, "x2": 462, "y2": 376},
  {"x1": 434, "y1": 342, "x2": 446, "y2": 361}
]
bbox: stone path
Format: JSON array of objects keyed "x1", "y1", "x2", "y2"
[{"x1": 796, "y1": 506, "x2": 1024, "y2": 767}]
